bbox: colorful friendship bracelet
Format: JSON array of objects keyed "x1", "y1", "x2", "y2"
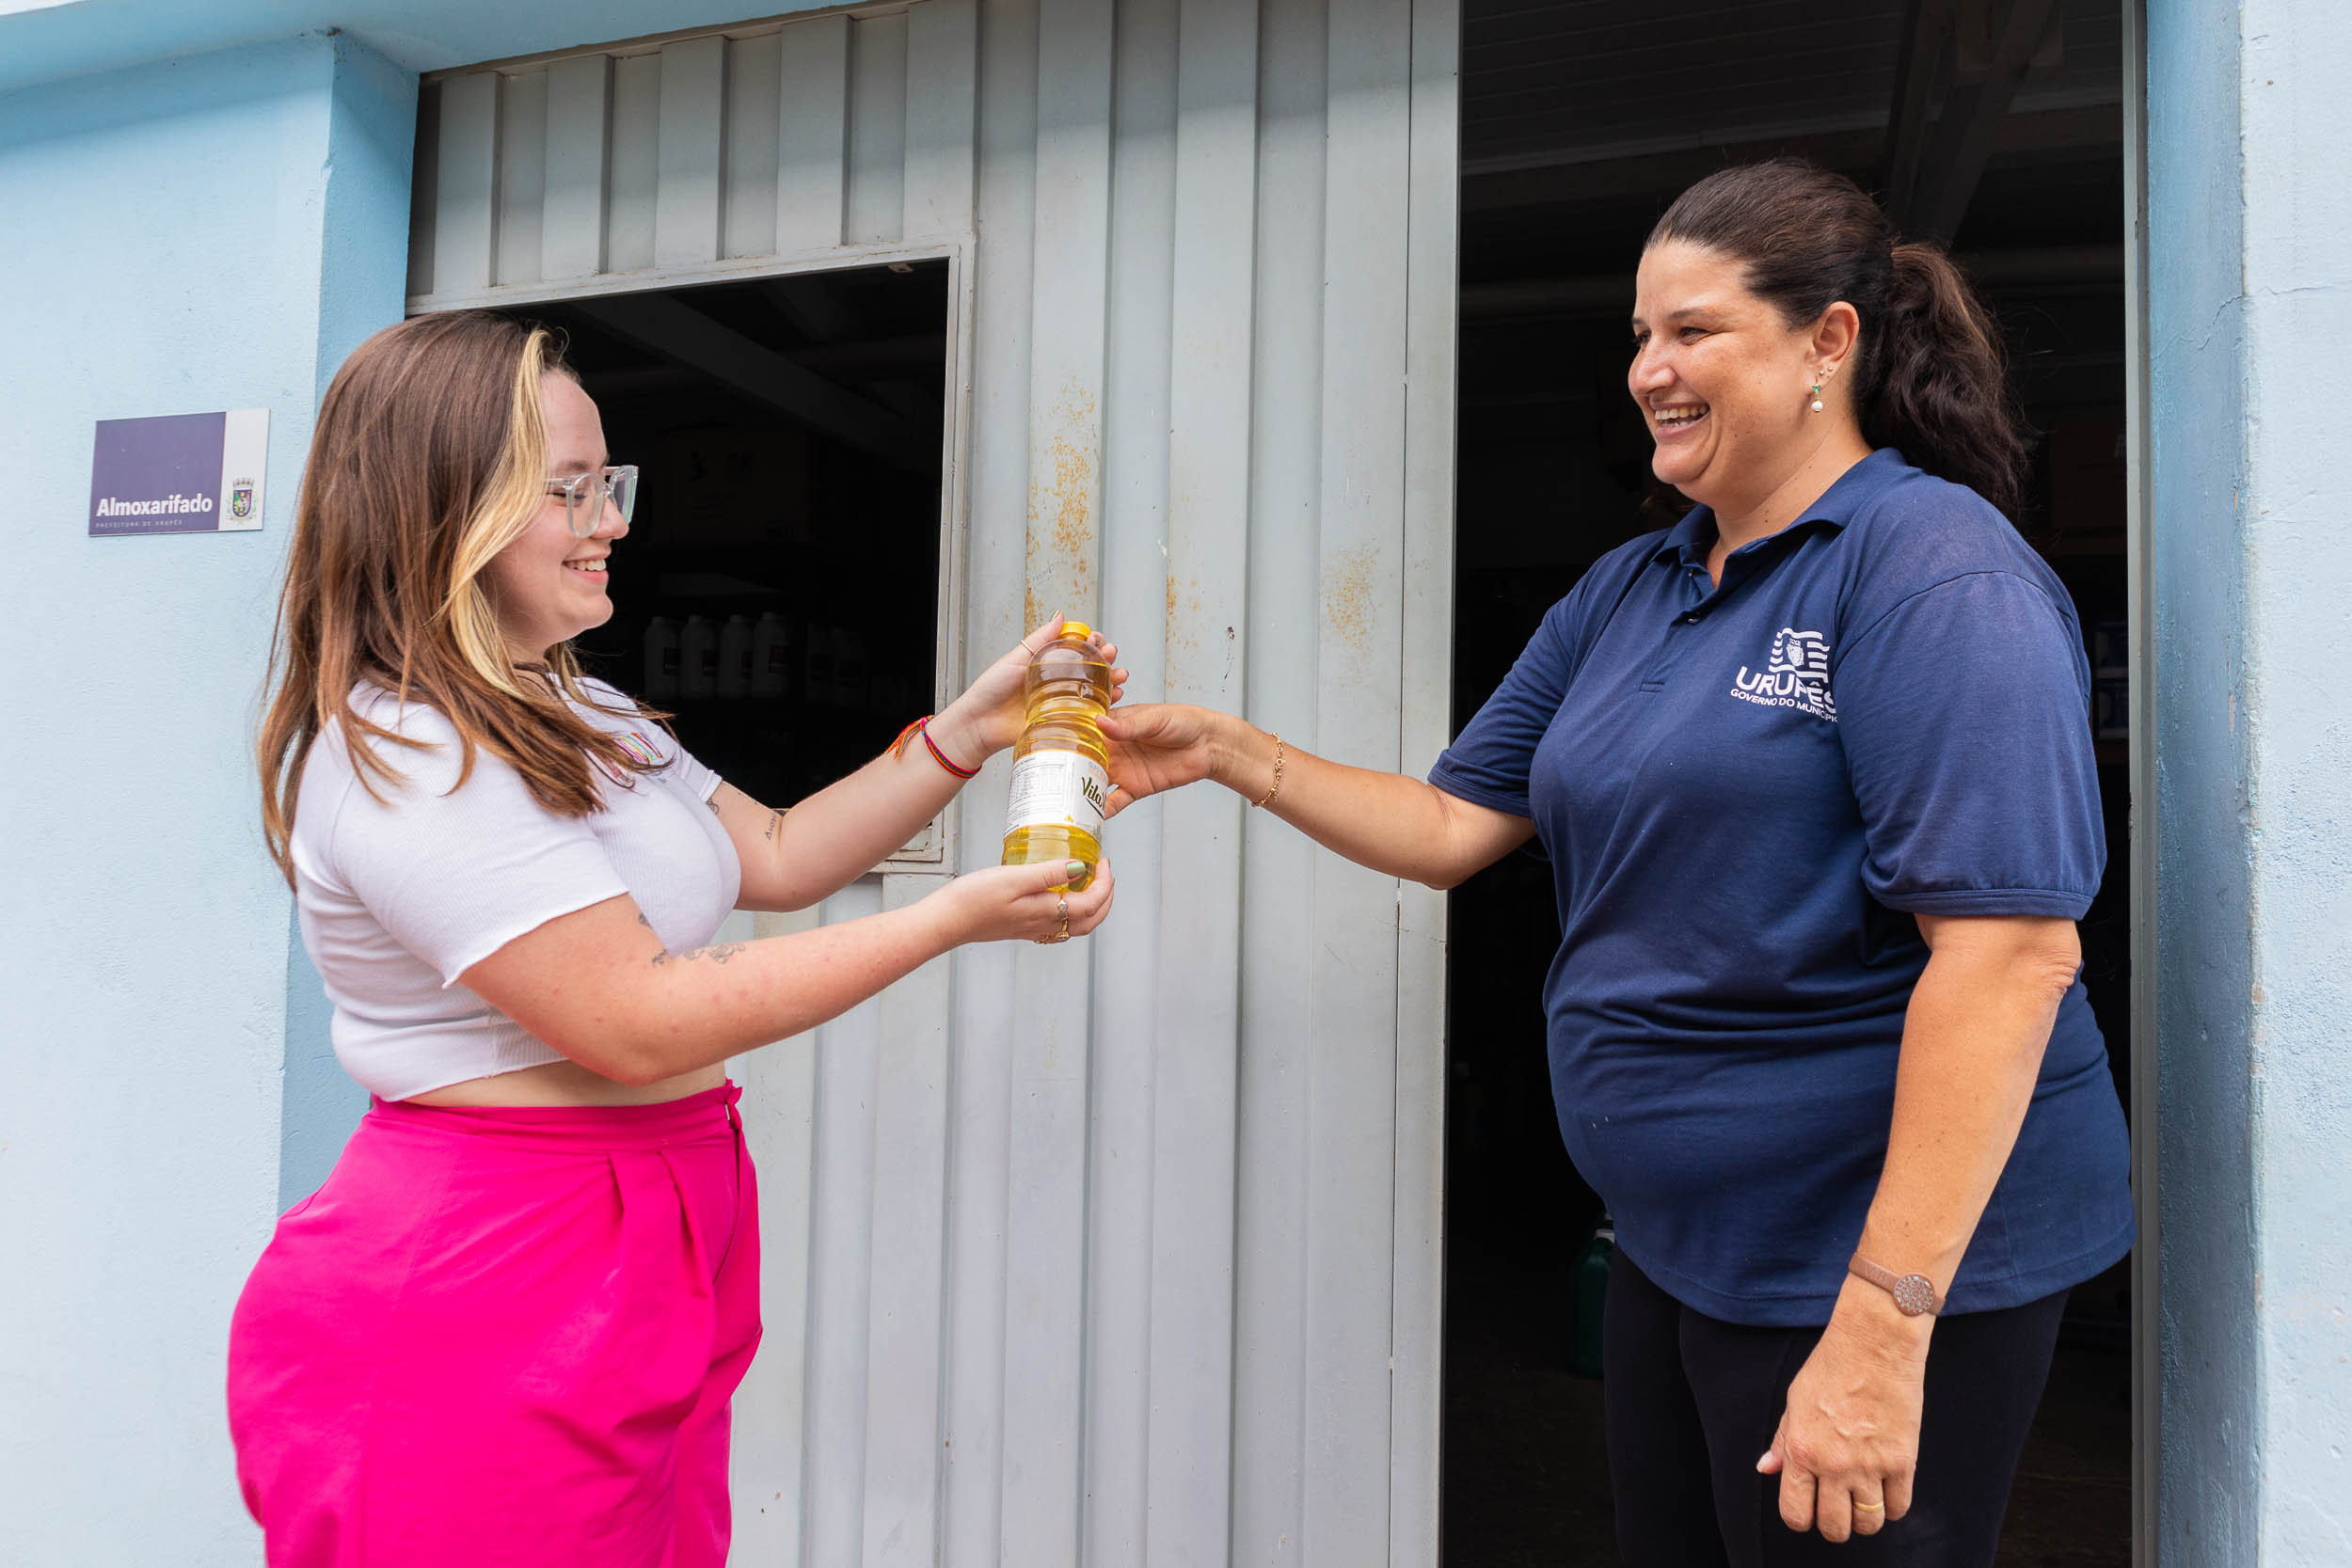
[{"x1": 890, "y1": 715, "x2": 979, "y2": 779}]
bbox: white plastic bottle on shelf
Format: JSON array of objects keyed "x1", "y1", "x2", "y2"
[
  {"x1": 833, "y1": 626, "x2": 868, "y2": 709},
  {"x1": 643, "y1": 615, "x2": 679, "y2": 701},
  {"x1": 803, "y1": 620, "x2": 834, "y2": 705},
  {"x1": 868, "y1": 661, "x2": 907, "y2": 717},
  {"x1": 717, "y1": 613, "x2": 754, "y2": 700},
  {"x1": 679, "y1": 613, "x2": 718, "y2": 699},
  {"x1": 750, "y1": 612, "x2": 789, "y2": 698}
]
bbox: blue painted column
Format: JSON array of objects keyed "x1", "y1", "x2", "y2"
[
  {"x1": 0, "y1": 34, "x2": 412, "y2": 1564},
  {"x1": 2150, "y1": 0, "x2": 2352, "y2": 1560},
  {"x1": 276, "y1": 34, "x2": 416, "y2": 1212}
]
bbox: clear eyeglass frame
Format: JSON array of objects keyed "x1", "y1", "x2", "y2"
[{"x1": 546, "y1": 465, "x2": 640, "y2": 538}]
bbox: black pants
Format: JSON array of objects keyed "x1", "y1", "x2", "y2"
[{"x1": 1603, "y1": 1250, "x2": 2067, "y2": 1568}]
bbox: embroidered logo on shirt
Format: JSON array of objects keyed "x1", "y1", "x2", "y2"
[
  {"x1": 593, "y1": 729, "x2": 672, "y2": 785},
  {"x1": 1730, "y1": 627, "x2": 1837, "y2": 721}
]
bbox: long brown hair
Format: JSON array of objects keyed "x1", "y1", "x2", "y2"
[
  {"x1": 1647, "y1": 159, "x2": 2030, "y2": 519},
  {"x1": 258, "y1": 310, "x2": 657, "y2": 884}
]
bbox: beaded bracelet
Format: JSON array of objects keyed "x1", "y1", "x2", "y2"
[
  {"x1": 1251, "y1": 732, "x2": 1285, "y2": 808},
  {"x1": 890, "y1": 715, "x2": 979, "y2": 779}
]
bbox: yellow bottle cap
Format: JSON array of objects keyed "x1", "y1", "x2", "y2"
[{"x1": 1059, "y1": 620, "x2": 1092, "y2": 641}]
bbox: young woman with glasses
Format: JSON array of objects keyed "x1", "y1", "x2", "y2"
[{"x1": 229, "y1": 309, "x2": 1120, "y2": 1566}]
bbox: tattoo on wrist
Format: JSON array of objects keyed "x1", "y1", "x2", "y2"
[{"x1": 649, "y1": 942, "x2": 748, "y2": 968}]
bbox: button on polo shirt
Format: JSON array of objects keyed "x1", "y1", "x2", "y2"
[{"x1": 1431, "y1": 450, "x2": 2133, "y2": 1326}]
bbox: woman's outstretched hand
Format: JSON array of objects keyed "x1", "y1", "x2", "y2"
[
  {"x1": 932, "y1": 617, "x2": 1128, "y2": 765},
  {"x1": 1093, "y1": 704, "x2": 1235, "y2": 819},
  {"x1": 927, "y1": 855, "x2": 1117, "y2": 945}
]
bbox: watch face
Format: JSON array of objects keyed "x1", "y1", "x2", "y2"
[{"x1": 1892, "y1": 1275, "x2": 1938, "y2": 1316}]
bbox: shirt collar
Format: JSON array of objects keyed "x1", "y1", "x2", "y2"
[{"x1": 1649, "y1": 447, "x2": 1913, "y2": 569}]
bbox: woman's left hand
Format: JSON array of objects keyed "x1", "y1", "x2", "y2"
[
  {"x1": 1756, "y1": 1306, "x2": 1930, "y2": 1543},
  {"x1": 931, "y1": 616, "x2": 1128, "y2": 765}
]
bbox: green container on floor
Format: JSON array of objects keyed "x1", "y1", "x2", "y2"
[{"x1": 1570, "y1": 1215, "x2": 1614, "y2": 1378}]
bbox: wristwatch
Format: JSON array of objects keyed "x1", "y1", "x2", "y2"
[{"x1": 1849, "y1": 1254, "x2": 1944, "y2": 1317}]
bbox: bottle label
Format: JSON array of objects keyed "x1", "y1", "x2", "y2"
[{"x1": 1004, "y1": 751, "x2": 1109, "y2": 838}]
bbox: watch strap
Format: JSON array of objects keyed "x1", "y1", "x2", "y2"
[{"x1": 1848, "y1": 1254, "x2": 1945, "y2": 1317}]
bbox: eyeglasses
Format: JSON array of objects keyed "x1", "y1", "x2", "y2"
[{"x1": 545, "y1": 465, "x2": 639, "y2": 538}]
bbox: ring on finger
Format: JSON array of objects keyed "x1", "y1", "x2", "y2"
[
  {"x1": 1853, "y1": 1500, "x2": 1884, "y2": 1514},
  {"x1": 1031, "y1": 895, "x2": 1072, "y2": 945}
]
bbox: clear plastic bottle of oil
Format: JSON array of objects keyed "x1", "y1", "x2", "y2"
[{"x1": 1000, "y1": 622, "x2": 1111, "y2": 891}]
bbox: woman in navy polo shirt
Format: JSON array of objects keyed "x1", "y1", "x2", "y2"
[{"x1": 1099, "y1": 158, "x2": 2132, "y2": 1567}]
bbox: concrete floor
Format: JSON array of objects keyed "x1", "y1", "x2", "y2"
[{"x1": 1439, "y1": 1257, "x2": 2132, "y2": 1566}]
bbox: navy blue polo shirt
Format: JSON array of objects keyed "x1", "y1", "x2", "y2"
[{"x1": 1431, "y1": 450, "x2": 2134, "y2": 1326}]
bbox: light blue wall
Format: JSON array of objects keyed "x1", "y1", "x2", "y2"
[
  {"x1": 0, "y1": 0, "x2": 834, "y2": 95},
  {"x1": 0, "y1": 33, "x2": 413, "y2": 1565},
  {"x1": 2232, "y1": 2, "x2": 2352, "y2": 1559},
  {"x1": 277, "y1": 32, "x2": 419, "y2": 1213},
  {"x1": 2151, "y1": 0, "x2": 2352, "y2": 1560}
]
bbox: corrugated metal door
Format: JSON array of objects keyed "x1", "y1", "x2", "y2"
[{"x1": 407, "y1": 2, "x2": 1458, "y2": 1561}]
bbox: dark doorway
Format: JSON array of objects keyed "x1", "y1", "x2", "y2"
[
  {"x1": 508, "y1": 262, "x2": 952, "y2": 817},
  {"x1": 1442, "y1": 4, "x2": 2134, "y2": 1562}
]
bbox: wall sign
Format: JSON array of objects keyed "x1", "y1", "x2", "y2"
[{"x1": 87, "y1": 409, "x2": 269, "y2": 537}]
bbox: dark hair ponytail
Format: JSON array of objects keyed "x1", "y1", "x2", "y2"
[{"x1": 1647, "y1": 160, "x2": 2029, "y2": 519}]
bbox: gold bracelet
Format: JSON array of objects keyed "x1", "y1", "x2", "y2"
[{"x1": 1251, "y1": 732, "x2": 1285, "y2": 808}]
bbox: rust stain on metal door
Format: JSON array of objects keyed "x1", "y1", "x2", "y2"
[
  {"x1": 1324, "y1": 544, "x2": 1379, "y2": 659},
  {"x1": 1026, "y1": 384, "x2": 1099, "y2": 628}
]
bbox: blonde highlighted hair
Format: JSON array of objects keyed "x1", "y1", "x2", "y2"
[{"x1": 258, "y1": 310, "x2": 660, "y2": 884}]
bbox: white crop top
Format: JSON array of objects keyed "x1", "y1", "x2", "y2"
[{"x1": 289, "y1": 678, "x2": 741, "y2": 1101}]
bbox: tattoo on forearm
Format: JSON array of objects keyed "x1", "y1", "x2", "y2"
[
  {"x1": 649, "y1": 942, "x2": 749, "y2": 968},
  {"x1": 706, "y1": 797, "x2": 722, "y2": 816},
  {"x1": 636, "y1": 912, "x2": 652, "y2": 928},
  {"x1": 764, "y1": 809, "x2": 786, "y2": 842}
]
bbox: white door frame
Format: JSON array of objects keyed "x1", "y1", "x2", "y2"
[{"x1": 2120, "y1": 0, "x2": 2158, "y2": 1560}]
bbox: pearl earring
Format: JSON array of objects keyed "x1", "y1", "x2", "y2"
[{"x1": 1808, "y1": 379, "x2": 1824, "y2": 414}]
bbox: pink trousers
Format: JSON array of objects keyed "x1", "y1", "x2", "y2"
[{"x1": 228, "y1": 1084, "x2": 761, "y2": 1568}]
